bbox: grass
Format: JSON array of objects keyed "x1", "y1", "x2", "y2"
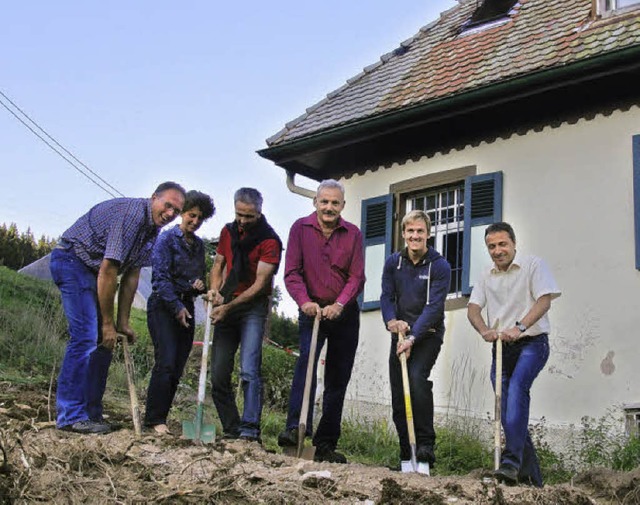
[{"x1": 2, "y1": 265, "x2": 640, "y2": 482}]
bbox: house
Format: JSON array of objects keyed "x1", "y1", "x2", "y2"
[{"x1": 259, "y1": 0, "x2": 640, "y2": 432}]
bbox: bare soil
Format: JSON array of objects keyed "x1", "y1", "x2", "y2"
[{"x1": 1, "y1": 382, "x2": 638, "y2": 504}]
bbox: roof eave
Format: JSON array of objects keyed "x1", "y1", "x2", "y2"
[{"x1": 258, "y1": 43, "x2": 640, "y2": 180}]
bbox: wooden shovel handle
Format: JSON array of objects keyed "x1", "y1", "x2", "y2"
[
  {"x1": 120, "y1": 335, "x2": 142, "y2": 437},
  {"x1": 398, "y1": 332, "x2": 416, "y2": 448}
]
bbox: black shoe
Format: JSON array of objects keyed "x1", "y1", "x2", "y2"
[
  {"x1": 60, "y1": 420, "x2": 111, "y2": 434},
  {"x1": 494, "y1": 465, "x2": 518, "y2": 485},
  {"x1": 314, "y1": 446, "x2": 347, "y2": 464},
  {"x1": 277, "y1": 428, "x2": 298, "y2": 447},
  {"x1": 416, "y1": 445, "x2": 435, "y2": 465},
  {"x1": 238, "y1": 434, "x2": 262, "y2": 444},
  {"x1": 91, "y1": 418, "x2": 122, "y2": 431},
  {"x1": 220, "y1": 431, "x2": 240, "y2": 440}
]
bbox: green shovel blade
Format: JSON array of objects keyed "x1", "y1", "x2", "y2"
[{"x1": 182, "y1": 403, "x2": 216, "y2": 443}]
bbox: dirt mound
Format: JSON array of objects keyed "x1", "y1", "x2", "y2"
[{"x1": 0, "y1": 382, "x2": 634, "y2": 504}]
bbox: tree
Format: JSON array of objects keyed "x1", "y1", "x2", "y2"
[{"x1": 0, "y1": 222, "x2": 56, "y2": 270}]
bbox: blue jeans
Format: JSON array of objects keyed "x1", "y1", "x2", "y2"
[
  {"x1": 491, "y1": 334, "x2": 549, "y2": 487},
  {"x1": 144, "y1": 293, "x2": 194, "y2": 426},
  {"x1": 285, "y1": 304, "x2": 360, "y2": 450},
  {"x1": 50, "y1": 247, "x2": 113, "y2": 428},
  {"x1": 210, "y1": 297, "x2": 268, "y2": 438}
]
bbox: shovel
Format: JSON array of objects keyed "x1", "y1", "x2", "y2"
[
  {"x1": 182, "y1": 301, "x2": 216, "y2": 443},
  {"x1": 119, "y1": 334, "x2": 142, "y2": 437},
  {"x1": 284, "y1": 312, "x2": 321, "y2": 459},
  {"x1": 493, "y1": 319, "x2": 502, "y2": 471},
  {"x1": 398, "y1": 332, "x2": 418, "y2": 473}
]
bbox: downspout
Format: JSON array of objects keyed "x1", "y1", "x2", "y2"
[{"x1": 286, "y1": 170, "x2": 315, "y2": 199}]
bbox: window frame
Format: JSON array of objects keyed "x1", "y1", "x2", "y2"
[
  {"x1": 594, "y1": 0, "x2": 640, "y2": 16},
  {"x1": 390, "y1": 166, "x2": 477, "y2": 311}
]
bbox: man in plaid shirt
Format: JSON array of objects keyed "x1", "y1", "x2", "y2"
[{"x1": 50, "y1": 181, "x2": 186, "y2": 434}]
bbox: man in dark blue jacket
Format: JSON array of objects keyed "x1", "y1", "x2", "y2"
[{"x1": 380, "y1": 209, "x2": 451, "y2": 473}]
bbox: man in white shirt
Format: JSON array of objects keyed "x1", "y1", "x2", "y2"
[{"x1": 467, "y1": 222, "x2": 560, "y2": 487}]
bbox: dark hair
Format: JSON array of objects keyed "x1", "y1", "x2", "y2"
[
  {"x1": 234, "y1": 187, "x2": 263, "y2": 213},
  {"x1": 183, "y1": 190, "x2": 216, "y2": 220},
  {"x1": 153, "y1": 181, "x2": 186, "y2": 199},
  {"x1": 485, "y1": 222, "x2": 516, "y2": 243}
]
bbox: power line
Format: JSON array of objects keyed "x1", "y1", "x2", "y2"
[{"x1": 0, "y1": 90, "x2": 125, "y2": 198}]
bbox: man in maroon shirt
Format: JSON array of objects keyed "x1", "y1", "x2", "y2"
[
  {"x1": 278, "y1": 179, "x2": 365, "y2": 463},
  {"x1": 208, "y1": 187, "x2": 282, "y2": 442}
]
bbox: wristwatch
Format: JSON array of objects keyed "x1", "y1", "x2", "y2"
[{"x1": 515, "y1": 321, "x2": 527, "y2": 333}]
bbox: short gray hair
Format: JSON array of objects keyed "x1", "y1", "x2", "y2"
[
  {"x1": 234, "y1": 187, "x2": 263, "y2": 213},
  {"x1": 317, "y1": 179, "x2": 345, "y2": 198}
]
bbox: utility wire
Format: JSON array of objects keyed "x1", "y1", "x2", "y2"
[{"x1": 0, "y1": 90, "x2": 125, "y2": 198}]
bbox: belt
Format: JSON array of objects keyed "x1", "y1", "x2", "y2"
[{"x1": 504, "y1": 333, "x2": 545, "y2": 346}]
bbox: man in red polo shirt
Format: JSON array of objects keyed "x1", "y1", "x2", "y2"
[
  {"x1": 278, "y1": 179, "x2": 365, "y2": 463},
  {"x1": 208, "y1": 187, "x2": 282, "y2": 442}
]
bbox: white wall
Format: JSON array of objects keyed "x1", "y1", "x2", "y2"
[{"x1": 340, "y1": 106, "x2": 640, "y2": 427}]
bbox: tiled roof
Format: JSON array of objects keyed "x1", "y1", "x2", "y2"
[{"x1": 266, "y1": 0, "x2": 640, "y2": 147}]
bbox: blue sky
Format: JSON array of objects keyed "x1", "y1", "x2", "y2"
[{"x1": 1, "y1": 1, "x2": 456, "y2": 314}]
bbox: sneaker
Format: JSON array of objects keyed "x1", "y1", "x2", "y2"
[
  {"x1": 220, "y1": 431, "x2": 241, "y2": 440},
  {"x1": 277, "y1": 428, "x2": 298, "y2": 447},
  {"x1": 60, "y1": 420, "x2": 111, "y2": 434},
  {"x1": 314, "y1": 446, "x2": 347, "y2": 464},
  {"x1": 494, "y1": 464, "x2": 518, "y2": 485},
  {"x1": 416, "y1": 445, "x2": 435, "y2": 465}
]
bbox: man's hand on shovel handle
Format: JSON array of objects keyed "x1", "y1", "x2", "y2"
[
  {"x1": 100, "y1": 324, "x2": 118, "y2": 350},
  {"x1": 117, "y1": 325, "x2": 137, "y2": 344}
]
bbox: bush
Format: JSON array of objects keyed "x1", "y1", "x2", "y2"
[
  {"x1": 261, "y1": 344, "x2": 296, "y2": 411},
  {"x1": 435, "y1": 424, "x2": 492, "y2": 475},
  {"x1": 612, "y1": 435, "x2": 640, "y2": 471}
]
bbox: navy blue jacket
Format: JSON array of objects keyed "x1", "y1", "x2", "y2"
[
  {"x1": 151, "y1": 225, "x2": 206, "y2": 316},
  {"x1": 380, "y1": 247, "x2": 451, "y2": 342}
]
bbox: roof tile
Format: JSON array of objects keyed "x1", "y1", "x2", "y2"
[{"x1": 268, "y1": 0, "x2": 640, "y2": 146}]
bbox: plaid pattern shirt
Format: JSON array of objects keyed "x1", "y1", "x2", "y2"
[{"x1": 61, "y1": 197, "x2": 159, "y2": 273}]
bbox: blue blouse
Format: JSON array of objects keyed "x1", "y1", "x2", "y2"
[{"x1": 150, "y1": 225, "x2": 206, "y2": 315}]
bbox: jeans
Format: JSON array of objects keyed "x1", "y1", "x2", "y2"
[
  {"x1": 285, "y1": 304, "x2": 360, "y2": 450},
  {"x1": 144, "y1": 293, "x2": 194, "y2": 426},
  {"x1": 210, "y1": 297, "x2": 268, "y2": 438},
  {"x1": 491, "y1": 334, "x2": 550, "y2": 487},
  {"x1": 50, "y1": 247, "x2": 113, "y2": 428},
  {"x1": 389, "y1": 333, "x2": 442, "y2": 460}
]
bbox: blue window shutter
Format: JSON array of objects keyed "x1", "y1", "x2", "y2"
[
  {"x1": 360, "y1": 194, "x2": 393, "y2": 311},
  {"x1": 461, "y1": 172, "x2": 503, "y2": 295},
  {"x1": 634, "y1": 135, "x2": 640, "y2": 270}
]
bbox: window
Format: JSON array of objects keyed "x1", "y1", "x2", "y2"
[
  {"x1": 407, "y1": 184, "x2": 465, "y2": 296},
  {"x1": 596, "y1": 0, "x2": 640, "y2": 14},
  {"x1": 623, "y1": 404, "x2": 640, "y2": 436},
  {"x1": 463, "y1": 0, "x2": 517, "y2": 30},
  {"x1": 360, "y1": 167, "x2": 503, "y2": 311}
]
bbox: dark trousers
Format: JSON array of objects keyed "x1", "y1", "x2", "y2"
[
  {"x1": 389, "y1": 334, "x2": 442, "y2": 460},
  {"x1": 285, "y1": 304, "x2": 360, "y2": 450},
  {"x1": 50, "y1": 247, "x2": 113, "y2": 428},
  {"x1": 492, "y1": 334, "x2": 549, "y2": 487},
  {"x1": 144, "y1": 293, "x2": 195, "y2": 426}
]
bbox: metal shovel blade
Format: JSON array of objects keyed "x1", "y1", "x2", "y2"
[
  {"x1": 282, "y1": 423, "x2": 316, "y2": 460},
  {"x1": 182, "y1": 404, "x2": 216, "y2": 443}
]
